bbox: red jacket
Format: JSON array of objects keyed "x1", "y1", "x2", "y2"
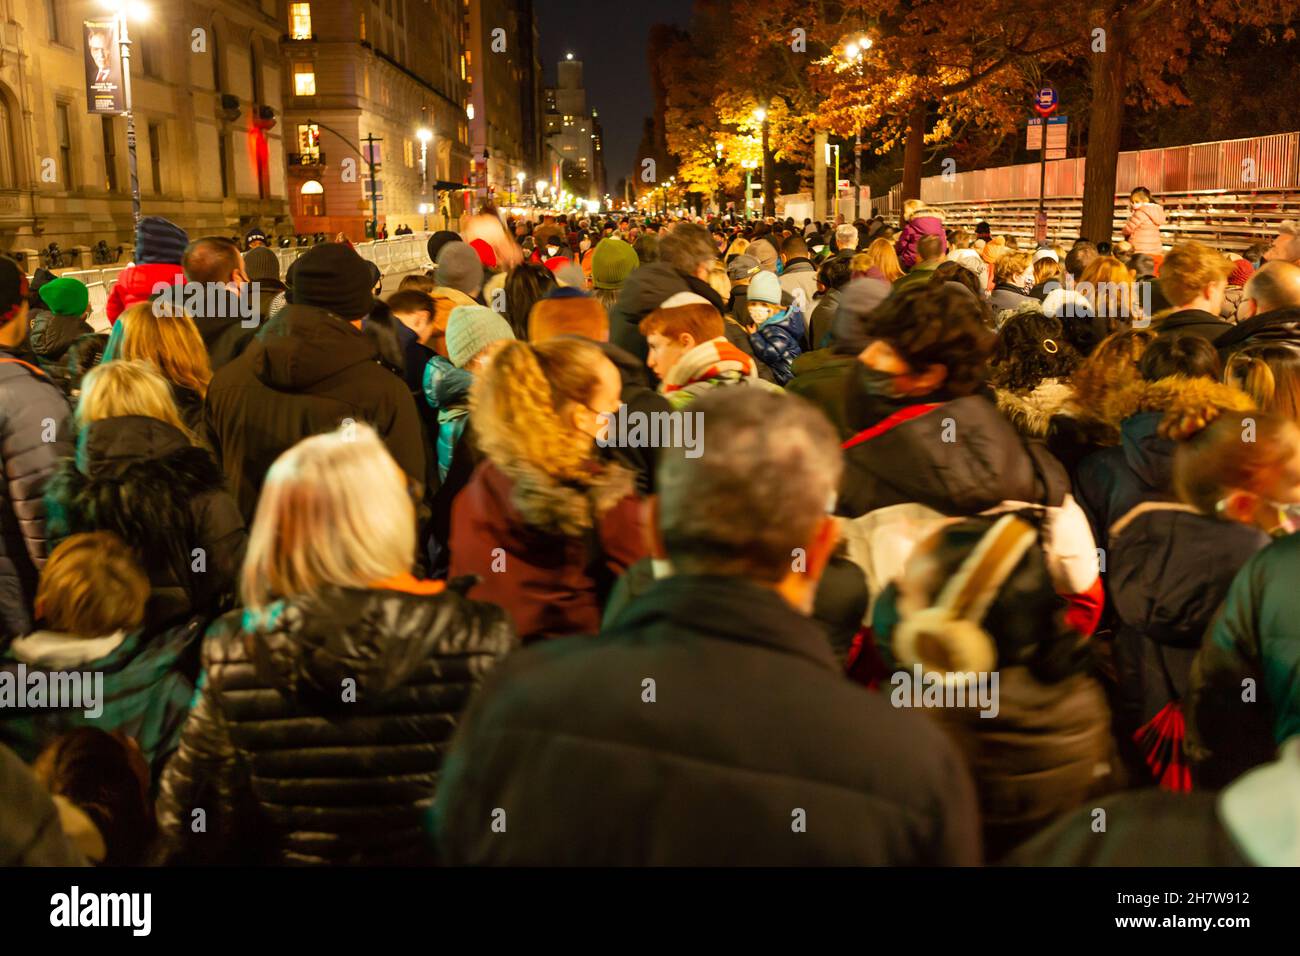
[
  {"x1": 106, "y1": 262, "x2": 186, "y2": 323},
  {"x1": 450, "y1": 459, "x2": 646, "y2": 642}
]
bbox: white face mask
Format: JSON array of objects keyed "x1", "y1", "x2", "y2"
[{"x1": 748, "y1": 303, "x2": 773, "y2": 324}]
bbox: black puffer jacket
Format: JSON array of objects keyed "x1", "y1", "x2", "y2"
[
  {"x1": 44, "y1": 416, "x2": 246, "y2": 627},
  {"x1": 838, "y1": 389, "x2": 1057, "y2": 518},
  {"x1": 156, "y1": 586, "x2": 516, "y2": 865},
  {"x1": 206, "y1": 303, "x2": 427, "y2": 522},
  {"x1": 0, "y1": 353, "x2": 74, "y2": 643}
]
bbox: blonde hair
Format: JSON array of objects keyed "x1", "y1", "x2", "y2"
[
  {"x1": 472, "y1": 338, "x2": 609, "y2": 487},
  {"x1": 241, "y1": 424, "x2": 415, "y2": 611},
  {"x1": 1225, "y1": 345, "x2": 1300, "y2": 423},
  {"x1": 865, "y1": 237, "x2": 903, "y2": 282},
  {"x1": 1159, "y1": 241, "x2": 1231, "y2": 307},
  {"x1": 37, "y1": 532, "x2": 148, "y2": 637},
  {"x1": 902, "y1": 198, "x2": 924, "y2": 221},
  {"x1": 116, "y1": 302, "x2": 213, "y2": 398},
  {"x1": 77, "y1": 360, "x2": 194, "y2": 441}
]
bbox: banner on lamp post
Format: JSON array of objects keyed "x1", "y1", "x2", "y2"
[{"x1": 84, "y1": 19, "x2": 125, "y2": 114}]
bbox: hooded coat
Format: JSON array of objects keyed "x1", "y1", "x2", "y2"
[
  {"x1": 894, "y1": 207, "x2": 947, "y2": 271},
  {"x1": 104, "y1": 263, "x2": 185, "y2": 323},
  {"x1": 0, "y1": 354, "x2": 74, "y2": 644},
  {"x1": 205, "y1": 303, "x2": 427, "y2": 523},
  {"x1": 28, "y1": 311, "x2": 92, "y2": 394},
  {"x1": 1073, "y1": 376, "x2": 1254, "y2": 550},
  {"x1": 155, "y1": 585, "x2": 515, "y2": 865},
  {"x1": 838, "y1": 390, "x2": 1057, "y2": 519},
  {"x1": 0, "y1": 616, "x2": 204, "y2": 778},
  {"x1": 432, "y1": 574, "x2": 981, "y2": 865},
  {"x1": 43, "y1": 416, "x2": 246, "y2": 627},
  {"x1": 450, "y1": 459, "x2": 647, "y2": 642},
  {"x1": 1122, "y1": 201, "x2": 1166, "y2": 256}
]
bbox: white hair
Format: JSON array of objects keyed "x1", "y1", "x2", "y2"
[
  {"x1": 241, "y1": 423, "x2": 415, "y2": 610},
  {"x1": 835, "y1": 223, "x2": 859, "y2": 251}
]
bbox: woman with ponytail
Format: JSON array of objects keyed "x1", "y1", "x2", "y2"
[{"x1": 450, "y1": 337, "x2": 648, "y2": 641}]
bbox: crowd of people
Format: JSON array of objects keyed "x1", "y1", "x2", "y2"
[{"x1": 2, "y1": 189, "x2": 1299, "y2": 867}]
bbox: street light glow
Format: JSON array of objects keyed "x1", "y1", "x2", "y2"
[
  {"x1": 860, "y1": 36, "x2": 873, "y2": 50},
  {"x1": 753, "y1": 107, "x2": 766, "y2": 122},
  {"x1": 845, "y1": 42, "x2": 859, "y2": 59},
  {"x1": 466, "y1": 104, "x2": 474, "y2": 120},
  {"x1": 416, "y1": 127, "x2": 432, "y2": 143}
]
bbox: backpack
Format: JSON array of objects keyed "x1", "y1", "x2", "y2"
[{"x1": 836, "y1": 408, "x2": 1098, "y2": 621}]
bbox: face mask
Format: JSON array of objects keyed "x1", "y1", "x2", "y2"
[
  {"x1": 857, "y1": 364, "x2": 904, "y2": 399},
  {"x1": 748, "y1": 304, "x2": 772, "y2": 325},
  {"x1": 546, "y1": 245, "x2": 560, "y2": 258}
]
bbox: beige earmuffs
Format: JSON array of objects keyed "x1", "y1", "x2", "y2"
[{"x1": 892, "y1": 514, "x2": 1038, "y2": 687}]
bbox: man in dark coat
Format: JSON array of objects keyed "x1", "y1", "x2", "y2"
[
  {"x1": 206, "y1": 243, "x2": 426, "y2": 522},
  {"x1": 1154, "y1": 241, "x2": 1234, "y2": 344},
  {"x1": 609, "y1": 223, "x2": 725, "y2": 364},
  {"x1": 1214, "y1": 260, "x2": 1300, "y2": 359},
  {"x1": 432, "y1": 389, "x2": 981, "y2": 866},
  {"x1": 0, "y1": 258, "x2": 74, "y2": 644},
  {"x1": 171, "y1": 237, "x2": 259, "y2": 371}
]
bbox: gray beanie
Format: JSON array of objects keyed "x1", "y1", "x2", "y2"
[
  {"x1": 435, "y1": 241, "x2": 484, "y2": 296},
  {"x1": 243, "y1": 246, "x2": 281, "y2": 283}
]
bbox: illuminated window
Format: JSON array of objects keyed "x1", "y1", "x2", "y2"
[
  {"x1": 294, "y1": 65, "x2": 316, "y2": 96},
  {"x1": 300, "y1": 179, "x2": 325, "y2": 217},
  {"x1": 403, "y1": 138, "x2": 413, "y2": 168},
  {"x1": 290, "y1": 4, "x2": 312, "y2": 40}
]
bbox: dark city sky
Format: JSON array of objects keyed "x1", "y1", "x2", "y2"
[{"x1": 536, "y1": 0, "x2": 696, "y2": 190}]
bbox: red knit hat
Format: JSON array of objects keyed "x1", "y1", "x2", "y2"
[
  {"x1": 1229, "y1": 258, "x2": 1255, "y2": 288},
  {"x1": 468, "y1": 238, "x2": 497, "y2": 270}
]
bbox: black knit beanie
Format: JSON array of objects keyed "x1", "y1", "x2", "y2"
[{"x1": 289, "y1": 243, "x2": 376, "y2": 320}]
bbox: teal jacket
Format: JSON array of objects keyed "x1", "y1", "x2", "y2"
[
  {"x1": 1188, "y1": 533, "x2": 1300, "y2": 787},
  {"x1": 0, "y1": 617, "x2": 204, "y2": 780}
]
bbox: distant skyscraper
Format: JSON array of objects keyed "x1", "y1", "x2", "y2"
[{"x1": 544, "y1": 56, "x2": 598, "y2": 200}]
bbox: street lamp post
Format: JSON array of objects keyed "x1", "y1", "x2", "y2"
[
  {"x1": 417, "y1": 127, "x2": 432, "y2": 232},
  {"x1": 110, "y1": 1, "x2": 144, "y2": 224},
  {"x1": 754, "y1": 107, "x2": 773, "y2": 219},
  {"x1": 843, "y1": 36, "x2": 873, "y2": 222}
]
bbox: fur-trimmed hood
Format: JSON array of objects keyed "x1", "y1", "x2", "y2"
[
  {"x1": 1071, "y1": 373, "x2": 1254, "y2": 446},
  {"x1": 995, "y1": 379, "x2": 1077, "y2": 437},
  {"x1": 486, "y1": 454, "x2": 636, "y2": 538},
  {"x1": 45, "y1": 415, "x2": 228, "y2": 554},
  {"x1": 909, "y1": 205, "x2": 946, "y2": 223}
]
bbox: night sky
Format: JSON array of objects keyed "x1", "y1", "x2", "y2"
[{"x1": 536, "y1": 0, "x2": 696, "y2": 191}]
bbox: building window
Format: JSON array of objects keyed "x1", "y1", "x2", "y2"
[
  {"x1": 359, "y1": 11, "x2": 366, "y2": 41},
  {"x1": 101, "y1": 116, "x2": 118, "y2": 191},
  {"x1": 46, "y1": 0, "x2": 62, "y2": 43},
  {"x1": 403, "y1": 138, "x2": 413, "y2": 168},
  {"x1": 294, "y1": 64, "x2": 317, "y2": 96},
  {"x1": 148, "y1": 122, "x2": 163, "y2": 194},
  {"x1": 300, "y1": 179, "x2": 325, "y2": 217},
  {"x1": 297, "y1": 123, "x2": 320, "y2": 160},
  {"x1": 218, "y1": 133, "x2": 229, "y2": 197},
  {"x1": 55, "y1": 102, "x2": 74, "y2": 189},
  {"x1": 139, "y1": 25, "x2": 160, "y2": 78},
  {"x1": 290, "y1": 3, "x2": 312, "y2": 40}
]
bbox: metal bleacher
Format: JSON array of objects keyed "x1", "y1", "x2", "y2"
[{"x1": 877, "y1": 132, "x2": 1300, "y2": 250}]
